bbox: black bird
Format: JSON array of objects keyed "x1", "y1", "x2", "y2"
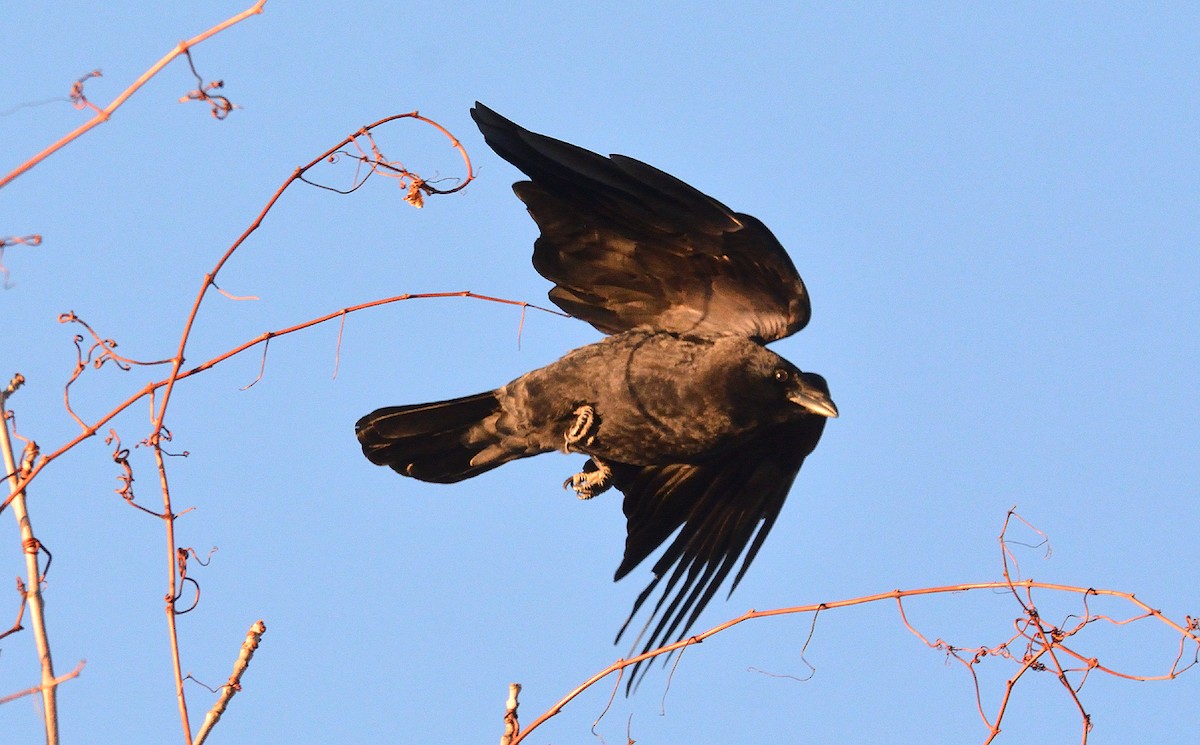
[{"x1": 356, "y1": 103, "x2": 837, "y2": 680}]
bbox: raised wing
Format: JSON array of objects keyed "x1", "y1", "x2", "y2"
[
  {"x1": 471, "y1": 103, "x2": 810, "y2": 342},
  {"x1": 608, "y1": 411, "x2": 829, "y2": 689}
]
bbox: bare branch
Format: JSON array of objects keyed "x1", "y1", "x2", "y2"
[
  {"x1": 512, "y1": 565, "x2": 1199, "y2": 744},
  {"x1": 1, "y1": 386, "x2": 60, "y2": 742},
  {"x1": 193, "y1": 620, "x2": 266, "y2": 745}
]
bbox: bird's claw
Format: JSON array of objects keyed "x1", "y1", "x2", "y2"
[
  {"x1": 564, "y1": 404, "x2": 599, "y2": 450},
  {"x1": 563, "y1": 457, "x2": 612, "y2": 500}
]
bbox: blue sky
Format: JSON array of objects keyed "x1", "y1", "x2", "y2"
[{"x1": 3, "y1": 2, "x2": 1197, "y2": 743}]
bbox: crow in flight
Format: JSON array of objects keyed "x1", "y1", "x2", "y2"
[{"x1": 356, "y1": 103, "x2": 837, "y2": 682}]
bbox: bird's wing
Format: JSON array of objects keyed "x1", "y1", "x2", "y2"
[
  {"x1": 471, "y1": 103, "x2": 810, "y2": 342},
  {"x1": 607, "y1": 414, "x2": 828, "y2": 689}
]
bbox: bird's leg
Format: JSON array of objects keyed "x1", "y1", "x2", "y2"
[
  {"x1": 563, "y1": 457, "x2": 613, "y2": 500},
  {"x1": 562, "y1": 405, "x2": 610, "y2": 498},
  {"x1": 563, "y1": 403, "x2": 599, "y2": 451}
]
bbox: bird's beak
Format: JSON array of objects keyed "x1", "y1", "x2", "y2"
[{"x1": 788, "y1": 387, "x2": 839, "y2": 418}]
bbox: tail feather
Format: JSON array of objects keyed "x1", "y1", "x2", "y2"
[{"x1": 355, "y1": 391, "x2": 507, "y2": 483}]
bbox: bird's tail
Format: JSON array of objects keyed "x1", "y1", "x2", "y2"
[{"x1": 355, "y1": 391, "x2": 510, "y2": 483}]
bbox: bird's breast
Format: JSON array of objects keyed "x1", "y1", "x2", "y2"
[{"x1": 570, "y1": 333, "x2": 754, "y2": 464}]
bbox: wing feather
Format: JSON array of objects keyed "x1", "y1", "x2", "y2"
[
  {"x1": 608, "y1": 414, "x2": 828, "y2": 690},
  {"x1": 471, "y1": 103, "x2": 810, "y2": 341}
]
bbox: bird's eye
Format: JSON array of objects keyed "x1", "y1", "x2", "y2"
[{"x1": 773, "y1": 368, "x2": 790, "y2": 382}]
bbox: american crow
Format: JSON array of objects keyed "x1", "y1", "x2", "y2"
[{"x1": 356, "y1": 103, "x2": 836, "y2": 681}]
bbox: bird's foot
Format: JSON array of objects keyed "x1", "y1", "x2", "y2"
[
  {"x1": 563, "y1": 404, "x2": 599, "y2": 450},
  {"x1": 563, "y1": 457, "x2": 612, "y2": 500}
]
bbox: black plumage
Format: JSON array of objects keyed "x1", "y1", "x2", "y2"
[{"x1": 356, "y1": 103, "x2": 836, "y2": 685}]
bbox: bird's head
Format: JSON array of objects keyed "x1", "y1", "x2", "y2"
[{"x1": 716, "y1": 339, "x2": 838, "y2": 421}]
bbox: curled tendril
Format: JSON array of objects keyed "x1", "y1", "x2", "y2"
[
  {"x1": 1, "y1": 234, "x2": 43, "y2": 288},
  {"x1": 0, "y1": 235, "x2": 43, "y2": 247},
  {"x1": 296, "y1": 114, "x2": 474, "y2": 203},
  {"x1": 103, "y1": 429, "x2": 168, "y2": 517},
  {"x1": 170, "y1": 547, "x2": 215, "y2": 614},
  {"x1": 183, "y1": 674, "x2": 221, "y2": 693},
  {"x1": 59, "y1": 311, "x2": 170, "y2": 369},
  {"x1": 179, "y1": 49, "x2": 236, "y2": 120},
  {"x1": 3, "y1": 409, "x2": 40, "y2": 479},
  {"x1": 172, "y1": 577, "x2": 201, "y2": 614},
  {"x1": 59, "y1": 312, "x2": 174, "y2": 427},
  {"x1": 69, "y1": 69, "x2": 102, "y2": 112},
  {"x1": 77, "y1": 335, "x2": 133, "y2": 373},
  {"x1": 182, "y1": 546, "x2": 218, "y2": 568},
  {"x1": 24, "y1": 540, "x2": 52, "y2": 585},
  {"x1": 104, "y1": 429, "x2": 136, "y2": 502}
]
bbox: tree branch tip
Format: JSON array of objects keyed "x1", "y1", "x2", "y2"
[{"x1": 3, "y1": 373, "x2": 26, "y2": 400}]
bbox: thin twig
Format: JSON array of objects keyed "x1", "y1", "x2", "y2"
[
  {"x1": 0, "y1": 1, "x2": 269, "y2": 190},
  {"x1": 0, "y1": 577, "x2": 30, "y2": 641},
  {"x1": 0, "y1": 660, "x2": 85, "y2": 707}
]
